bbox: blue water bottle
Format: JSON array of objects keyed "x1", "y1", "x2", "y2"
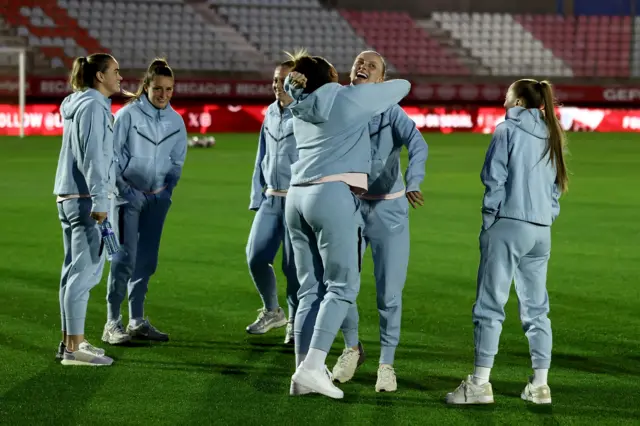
[{"x1": 99, "y1": 219, "x2": 121, "y2": 261}]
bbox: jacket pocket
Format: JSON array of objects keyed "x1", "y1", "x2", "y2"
[
  {"x1": 157, "y1": 156, "x2": 173, "y2": 181},
  {"x1": 123, "y1": 156, "x2": 153, "y2": 190}
]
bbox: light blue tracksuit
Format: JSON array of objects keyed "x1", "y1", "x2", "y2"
[
  {"x1": 247, "y1": 101, "x2": 299, "y2": 317},
  {"x1": 53, "y1": 88, "x2": 115, "y2": 335},
  {"x1": 106, "y1": 94, "x2": 187, "y2": 321},
  {"x1": 473, "y1": 106, "x2": 561, "y2": 370},
  {"x1": 283, "y1": 76, "x2": 411, "y2": 358},
  {"x1": 340, "y1": 104, "x2": 428, "y2": 365}
]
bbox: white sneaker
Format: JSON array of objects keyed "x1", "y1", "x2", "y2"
[
  {"x1": 292, "y1": 365, "x2": 344, "y2": 399},
  {"x1": 332, "y1": 341, "x2": 365, "y2": 383},
  {"x1": 57, "y1": 340, "x2": 105, "y2": 359},
  {"x1": 521, "y1": 378, "x2": 552, "y2": 404},
  {"x1": 445, "y1": 375, "x2": 494, "y2": 404},
  {"x1": 375, "y1": 364, "x2": 397, "y2": 392},
  {"x1": 102, "y1": 316, "x2": 132, "y2": 345},
  {"x1": 60, "y1": 341, "x2": 113, "y2": 366},
  {"x1": 246, "y1": 307, "x2": 287, "y2": 334},
  {"x1": 289, "y1": 380, "x2": 314, "y2": 396}
]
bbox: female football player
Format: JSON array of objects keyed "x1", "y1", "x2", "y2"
[
  {"x1": 445, "y1": 79, "x2": 568, "y2": 405},
  {"x1": 102, "y1": 58, "x2": 187, "y2": 345},
  {"x1": 54, "y1": 53, "x2": 122, "y2": 366},
  {"x1": 283, "y1": 50, "x2": 411, "y2": 399}
]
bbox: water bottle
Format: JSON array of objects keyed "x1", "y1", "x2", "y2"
[{"x1": 99, "y1": 219, "x2": 120, "y2": 260}]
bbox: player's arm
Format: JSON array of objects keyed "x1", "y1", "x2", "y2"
[
  {"x1": 346, "y1": 79, "x2": 412, "y2": 120},
  {"x1": 113, "y1": 110, "x2": 133, "y2": 195},
  {"x1": 390, "y1": 106, "x2": 428, "y2": 208},
  {"x1": 166, "y1": 123, "x2": 187, "y2": 193},
  {"x1": 249, "y1": 123, "x2": 267, "y2": 211},
  {"x1": 284, "y1": 73, "x2": 306, "y2": 101},
  {"x1": 480, "y1": 124, "x2": 510, "y2": 230},
  {"x1": 551, "y1": 182, "x2": 561, "y2": 222},
  {"x1": 113, "y1": 111, "x2": 145, "y2": 209},
  {"x1": 74, "y1": 104, "x2": 109, "y2": 215}
]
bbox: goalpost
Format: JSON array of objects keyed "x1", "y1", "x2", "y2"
[{"x1": 0, "y1": 47, "x2": 27, "y2": 138}]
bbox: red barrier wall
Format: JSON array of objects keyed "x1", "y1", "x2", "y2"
[{"x1": 1, "y1": 103, "x2": 639, "y2": 136}]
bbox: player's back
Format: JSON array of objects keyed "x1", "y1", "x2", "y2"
[{"x1": 286, "y1": 79, "x2": 411, "y2": 186}]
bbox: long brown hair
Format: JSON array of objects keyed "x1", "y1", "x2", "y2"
[
  {"x1": 69, "y1": 53, "x2": 115, "y2": 92},
  {"x1": 511, "y1": 78, "x2": 569, "y2": 193},
  {"x1": 126, "y1": 57, "x2": 174, "y2": 103}
]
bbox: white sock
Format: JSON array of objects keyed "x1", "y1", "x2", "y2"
[
  {"x1": 472, "y1": 366, "x2": 491, "y2": 385},
  {"x1": 129, "y1": 318, "x2": 144, "y2": 327},
  {"x1": 295, "y1": 353, "x2": 306, "y2": 368},
  {"x1": 532, "y1": 369, "x2": 548, "y2": 386},
  {"x1": 302, "y1": 348, "x2": 327, "y2": 371}
]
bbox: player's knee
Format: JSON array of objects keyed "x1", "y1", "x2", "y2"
[
  {"x1": 247, "y1": 251, "x2": 267, "y2": 272},
  {"x1": 111, "y1": 250, "x2": 135, "y2": 272},
  {"x1": 519, "y1": 305, "x2": 550, "y2": 328},
  {"x1": 376, "y1": 291, "x2": 401, "y2": 310},
  {"x1": 134, "y1": 255, "x2": 159, "y2": 278},
  {"x1": 324, "y1": 284, "x2": 358, "y2": 304}
]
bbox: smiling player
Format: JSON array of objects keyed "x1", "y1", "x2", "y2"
[{"x1": 332, "y1": 51, "x2": 428, "y2": 392}]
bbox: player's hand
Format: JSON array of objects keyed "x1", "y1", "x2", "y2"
[
  {"x1": 406, "y1": 191, "x2": 424, "y2": 209},
  {"x1": 91, "y1": 211, "x2": 107, "y2": 223},
  {"x1": 289, "y1": 72, "x2": 307, "y2": 89}
]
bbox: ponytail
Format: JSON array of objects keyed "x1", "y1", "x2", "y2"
[
  {"x1": 539, "y1": 80, "x2": 569, "y2": 193},
  {"x1": 511, "y1": 78, "x2": 570, "y2": 193},
  {"x1": 68, "y1": 53, "x2": 114, "y2": 92}
]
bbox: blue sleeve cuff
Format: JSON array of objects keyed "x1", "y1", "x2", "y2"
[
  {"x1": 92, "y1": 195, "x2": 109, "y2": 213},
  {"x1": 405, "y1": 182, "x2": 421, "y2": 193}
]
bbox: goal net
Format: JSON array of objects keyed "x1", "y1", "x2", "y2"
[{"x1": 0, "y1": 47, "x2": 27, "y2": 138}]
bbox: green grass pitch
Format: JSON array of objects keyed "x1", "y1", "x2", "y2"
[{"x1": 0, "y1": 133, "x2": 638, "y2": 425}]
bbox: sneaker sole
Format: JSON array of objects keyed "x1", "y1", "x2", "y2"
[
  {"x1": 445, "y1": 395, "x2": 494, "y2": 405},
  {"x1": 102, "y1": 333, "x2": 132, "y2": 345},
  {"x1": 61, "y1": 360, "x2": 112, "y2": 366},
  {"x1": 375, "y1": 385, "x2": 397, "y2": 392},
  {"x1": 246, "y1": 318, "x2": 288, "y2": 335},
  {"x1": 292, "y1": 370, "x2": 344, "y2": 399},
  {"x1": 521, "y1": 393, "x2": 552, "y2": 404},
  {"x1": 128, "y1": 334, "x2": 169, "y2": 342},
  {"x1": 289, "y1": 382, "x2": 315, "y2": 396}
]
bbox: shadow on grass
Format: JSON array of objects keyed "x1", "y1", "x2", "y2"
[
  {"x1": 510, "y1": 351, "x2": 640, "y2": 376},
  {"x1": 0, "y1": 350, "x2": 112, "y2": 424}
]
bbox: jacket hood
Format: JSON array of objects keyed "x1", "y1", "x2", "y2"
[
  {"x1": 60, "y1": 88, "x2": 111, "y2": 119},
  {"x1": 287, "y1": 83, "x2": 341, "y2": 124},
  {"x1": 505, "y1": 106, "x2": 549, "y2": 139}
]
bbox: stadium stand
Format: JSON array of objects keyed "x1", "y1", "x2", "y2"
[
  {"x1": 634, "y1": 17, "x2": 640, "y2": 77},
  {"x1": 340, "y1": 10, "x2": 469, "y2": 75},
  {"x1": 425, "y1": 12, "x2": 573, "y2": 77},
  {"x1": 60, "y1": 0, "x2": 270, "y2": 71},
  {"x1": 0, "y1": 0, "x2": 636, "y2": 79},
  {"x1": 516, "y1": 14, "x2": 631, "y2": 78},
  {"x1": 208, "y1": 0, "x2": 376, "y2": 73},
  {"x1": 0, "y1": 0, "x2": 106, "y2": 69}
]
